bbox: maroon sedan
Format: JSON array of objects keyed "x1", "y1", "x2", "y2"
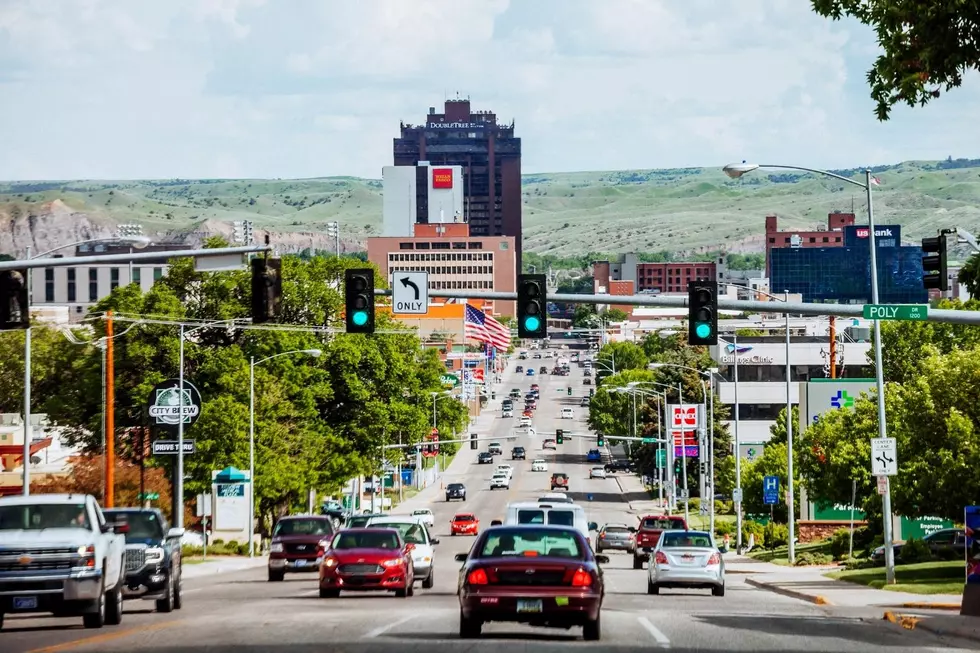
[
  {"x1": 456, "y1": 525, "x2": 608, "y2": 641},
  {"x1": 318, "y1": 528, "x2": 415, "y2": 598}
]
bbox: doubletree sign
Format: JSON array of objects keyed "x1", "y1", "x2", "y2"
[{"x1": 147, "y1": 379, "x2": 202, "y2": 431}]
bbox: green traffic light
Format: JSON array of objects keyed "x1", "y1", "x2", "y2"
[
  {"x1": 352, "y1": 311, "x2": 368, "y2": 326},
  {"x1": 695, "y1": 323, "x2": 712, "y2": 339},
  {"x1": 524, "y1": 316, "x2": 541, "y2": 332}
]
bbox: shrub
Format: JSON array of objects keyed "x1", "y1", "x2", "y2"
[
  {"x1": 898, "y1": 537, "x2": 932, "y2": 564},
  {"x1": 688, "y1": 498, "x2": 701, "y2": 513},
  {"x1": 764, "y1": 523, "x2": 789, "y2": 549},
  {"x1": 794, "y1": 552, "x2": 834, "y2": 566},
  {"x1": 742, "y1": 519, "x2": 765, "y2": 546},
  {"x1": 714, "y1": 520, "x2": 734, "y2": 537},
  {"x1": 715, "y1": 500, "x2": 732, "y2": 515}
]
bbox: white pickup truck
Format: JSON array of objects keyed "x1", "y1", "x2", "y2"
[{"x1": 0, "y1": 493, "x2": 128, "y2": 630}]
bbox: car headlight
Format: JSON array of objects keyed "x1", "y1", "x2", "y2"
[
  {"x1": 382, "y1": 558, "x2": 404, "y2": 568},
  {"x1": 145, "y1": 547, "x2": 165, "y2": 564},
  {"x1": 270, "y1": 542, "x2": 284, "y2": 553},
  {"x1": 324, "y1": 557, "x2": 339, "y2": 568}
]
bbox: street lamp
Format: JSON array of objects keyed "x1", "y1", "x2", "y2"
[
  {"x1": 20, "y1": 234, "x2": 152, "y2": 496},
  {"x1": 326, "y1": 222, "x2": 340, "y2": 258},
  {"x1": 724, "y1": 162, "x2": 893, "y2": 580},
  {"x1": 249, "y1": 348, "x2": 322, "y2": 556},
  {"x1": 611, "y1": 384, "x2": 670, "y2": 507}
]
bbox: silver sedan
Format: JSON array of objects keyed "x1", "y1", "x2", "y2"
[{"x1": 646, "y1": 530, "x2": 725, "y2": 596}]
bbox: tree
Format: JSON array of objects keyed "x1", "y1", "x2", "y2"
[
  {"x1": 602, "y1": 308, "x2": 628, "y2": 322},
  {"x1": 740, "y1": 407, "x2": 802, "y2": 522},
  {"x1": 595, "y1": 341, "x2": 648, "y2": 381},
  {"x1": 572, "y1": 304, "x2": 598, "y2": 328},
  {"x1": 958, "y1": 254, "x2": 980, "y2": 299},
  {"x1": 811, "y1": 0, "x2": 980, "y2": 120}
]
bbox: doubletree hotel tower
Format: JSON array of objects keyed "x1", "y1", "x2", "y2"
[{"x1": 393, "y1": 98, "x2": 523, "y2": 265}]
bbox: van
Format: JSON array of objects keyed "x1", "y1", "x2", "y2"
[
  {"x1": 504, "y1": 501, "x2": 596, "y2": 541},
  {"x1": 501, "y1": 399, "x2": 513, "y2": 412}
]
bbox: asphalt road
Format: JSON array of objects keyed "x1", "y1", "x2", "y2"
[{"x1": 2, "y1": 348, "x2": 975, "y2": 652}]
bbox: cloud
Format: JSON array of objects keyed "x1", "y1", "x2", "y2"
[{"x1": 0, "y1": 0, "x2": 978, "y2": 180}]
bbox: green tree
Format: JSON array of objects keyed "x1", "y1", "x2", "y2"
[
  {"x1": 601, "y1": 308, "x2": 628, "y2": 322},
  {"x1": 595, "y1": 341, "x2": 648, "y2": 380},
  {"x1": 958, "y1": 254, "x2": 980, "y2": 299},
  {"x1": 572, "y1": 304, "x2": 598, "y2": 328},
  {"x1": 811, "y1": 0, "x2": 980, "y2": 120}
]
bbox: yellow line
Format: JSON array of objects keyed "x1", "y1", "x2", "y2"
[{"x1": 28, "y1": 618, "x2": 186, "y2": 653}]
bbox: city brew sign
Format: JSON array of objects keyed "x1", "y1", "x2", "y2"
[{"x1": 432, "y1": 168, "x2": 453, "y2": 189}]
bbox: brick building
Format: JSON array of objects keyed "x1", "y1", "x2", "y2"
[{"x1": 765, "y1": 211, "x2": 856, "y2": 276}]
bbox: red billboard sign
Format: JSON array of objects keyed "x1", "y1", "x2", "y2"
[
  {"x1": 432, "y1": 168, "x2": 453, "y2": 189},
  {"x1": 670, "y1": 405, "x2": 699, "y2": 430}
]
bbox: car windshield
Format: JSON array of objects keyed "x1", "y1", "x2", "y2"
[
  {"x1": 516, "y1": 509, "x2": 575, "y2": 526},
  {"x1": 368, "y1": 521, "x2": 428, "y2": 545},
  {"x1": 332, "y1": 530, "x2": 401, "y2": 550},
  {"x1": 345, "y1": 515, "x2": 376, "y2": 529},
  {"x1": 478, "y1": 528, "x2": 583, "y2": 558},
  {"x1": 642, "y1": 517, "x2": 687, "y2": 530},
  {"x1": 273, "y1": 518, "x2": 333, "y2": 536},
  {"x1": 454, "y1": 515, "x2": 475, "y2": 522},
  {"x1": 448, "y1": 484, "x2": 464, "y2": 490},
  {"x1": 661, "y1": 532, "x2": 713, "y2": 548},
  {"x1": 107, "y1": 510, "x2": 165, "y2": 542},
  {"x1": 0, "y1": 503, "x2": 89, "y2": 531},
  {"x1": 604, "y1": 525, "x2": 629, "y2": 534}
]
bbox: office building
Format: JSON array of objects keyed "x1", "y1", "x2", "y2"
[
  {"x1": 382, "y1": 164, "x2": 465, "y2": 237},
  {"x1": 764, "y1": 211, "x2": 855, "y2": 276},
  {"x1": 393, "y1": 98, "x2": 523, "y2": 263},
  {"x1": 592, "y1": 253, "x2": 718, "y2": 295},
  {"x1": 366, "y1": 223, "x2": 517, "y2": 317}
]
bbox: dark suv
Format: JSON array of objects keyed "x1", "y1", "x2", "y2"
[
  {"x1": 268, "y1": 515, "x2": 336, "y2": 581},
  {"x1": 103, "y1": 508, "x2": 183, "y2": 613},
  {"x1": 512, "y1": 446, "x2": 526, "y2": 460},
  {"x1": 478, "y1": 452, "x2": 494, "y2": 464},
  {"x1": 446, "y1": 483, "x2": 467, "y2": 502}
]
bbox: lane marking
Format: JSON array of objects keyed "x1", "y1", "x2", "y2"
[
  {"x1": 28, "y1": 618, "x2": 186, "y2": 653},
  {"x1": 637, "y1": 616, "x2": 671, "y2": 648},
  {"x1": 363, "y1": 613, "x2": 415, "y2": 639}
]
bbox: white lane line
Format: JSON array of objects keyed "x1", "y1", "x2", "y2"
[
  {"x1": 298, "y1": 588, "x2": 321, "y2": 597},
  {"x1": 638, "y1": 616, "x2": 671, "y2": 648},
  {"x1": 363, "y1": 613, "x2": 415, "y2": 639}
]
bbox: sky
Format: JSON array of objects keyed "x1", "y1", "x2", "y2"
[{"x1": 1, "y1": 0, "x2": 978, "y2": 180}]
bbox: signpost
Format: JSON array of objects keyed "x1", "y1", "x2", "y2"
[
  {"x1": 870, "y1": 437, "x2": 898, "y2": 475},
  {"x1": 763, "y1": 475, "x2": 780, "y2": 505},
  {"x1": 862, "y1": 304, "x2": 928, "y2": 321},
  {"x1": 392, "y1": 271, "x2": 429, "y2": 315},
  {"x1": 152, "y1": 440, "x2": 196, "y2": 455}
]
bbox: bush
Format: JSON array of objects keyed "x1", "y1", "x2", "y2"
[
  {"x1": 794, "y1": 552, "x2": 834, "y2": 566},
  {"x1": 742, "y1": 519, "x2": 765, "y2": 546},
  {"x1": 830, "y1": 526, "x2": 876, "y2": 560},
  {"x1": 714, "y1": 520, "x2": 735, "y2": 537},
  {"x1": 715, "y1": 500, "x2": 732, "y2": 515},
  {"x1": 764, "y1": 523, "x2": 789, "y2": 549},
  {"x1": 688, "y1": 498, "x2": 700, "y2": 513},
  {"x1": 898, "y1": 537, "x2": 932, "y2": 564}
]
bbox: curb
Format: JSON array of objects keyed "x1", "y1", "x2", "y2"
[
  {"x1": 883, "y1": 611, "x2": 921, "y2": 630},
  {"x1": 182, "y1": 556, "x2": 268, "y2": 579},
  {"x1": 900, "y1": 602, "x2": 961, "y2": 611},
  {"x1": 745, "y1": 576, "x2": 834, "y2": 605}
]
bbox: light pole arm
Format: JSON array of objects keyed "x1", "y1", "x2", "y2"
[{"x1": 758, "y1": 164, "x2": 868, "y2": 190}]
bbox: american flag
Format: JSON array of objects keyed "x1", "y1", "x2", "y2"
[
  {"x1": 464, "y1": 304, "x2": 511, "y2": 351},
  {"x1": 870, "y1": 176, "x2": 882, "y2": 186}
]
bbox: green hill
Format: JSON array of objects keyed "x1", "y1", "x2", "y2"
[{"x1": 2, "y1": 158, "x2": 979, "y2": 256}]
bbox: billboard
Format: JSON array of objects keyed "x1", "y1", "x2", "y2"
[
  {"x1": 843, "y1": 224, "x2": 901, "y2": 248},
  {"x1": 432, "y1": 168, "x2": 453, "y2": 189},
  {"x1": 798, "y1": 379, "x2": 877, "y2": 432}
]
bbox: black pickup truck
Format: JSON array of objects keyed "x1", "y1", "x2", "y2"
[{"x1": 103, "y1": 508, "x2": 183, "y2": 613}]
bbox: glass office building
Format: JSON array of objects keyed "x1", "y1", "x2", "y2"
[{"x1": 770, "y1": 239, "x2": 928, "y2": 304}]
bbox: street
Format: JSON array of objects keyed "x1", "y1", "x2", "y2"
[{"x1": 1, "y1": 352, "x2": 974, "y2": 652}]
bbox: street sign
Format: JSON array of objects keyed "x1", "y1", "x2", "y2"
[
  {"x1": 655, "y1": 448, "x2": 666, "y2": 467},
  {"x1": 877, "y1": 476, "x2": 888, "y2": 495},
  {"x1": 871, "y1": 437, "x2": 898, "y2": 475},
  {"x1": 763, "y1": 475, "x2": 780, "y2": 505},
  {"x1": 440, "y1": 374, "x2": 459, "y2": 388},
  {"x1": 678, "y1": 489, "x2": 689, "y2": 500},
  {"x1": 862, "y1": 304, "x2": 928, "y2": 321},
  {"x1": 138, "y1": 492, "x2": 160, "y2": 501},
  {"x1": 392, "y1": 271, "x2": 428, "y2": 314},
  {"x1": 732, "y1": 488, "x2": 743, "y2": 504},
  {"x1": 643, "y1": 437, "x2": 657, "y2": 445},
  {"x1": 152, "y1": 439, "x2": 196, "y2": 455}
]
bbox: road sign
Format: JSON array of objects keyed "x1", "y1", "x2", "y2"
[
  {"x1": 763, "y1": 475, "x2": 780, "y2": 505},
  {"x1": 138, "y1": 492, "x2": 160, "y2": 501},
  {"x1": 732, "y1": 488, "x2": 743, "y2": 504},
  {"x1": 871, "y1": 437, "x2": 898, "y2": 475},
  {"x1": 643, "y1": 437, "x2": 657, "y2": 445},
  {"x1": 152, "y1": 439, "x2": 196, "y2": 455},
  {"x1": 677, "y1": 489, "x2": 689, "y2": 500},
  {"x1": 440, "y1": 374, "x2": 459, "y2": 388},
  {"x1": 877, "y1": 476, "x2": 888, "y2": 495},
  {"x1": 655, "y1": 448, "x2": 666, "y2": 467},
  {"x1": 392, "y1": 271, "x2": 428, "y2": 314},
  {"x1": 862, "y1": 304, "x2": 928, "y2": 321}
]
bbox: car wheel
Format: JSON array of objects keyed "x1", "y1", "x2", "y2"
[
  {"x1": 407, "y1": 583, "x2": 415, "y2": 597},
  {"x1": 712, "y1": 584, "x2": 725, "y2": 597},
  {"x1": 452, "y1": 531, "x2": 457, "y2": 536},
  {"x1": 319, "y1": 587, "x2": 340, "y2": 598},
  {"x1": 83, "y1": 578, "x2": 106, "y2": 629},
  {"x1": 647, "y1": 579, "x2": 659, "y2": 595},
  {"x1": 459, "y1": 611, "x2": 482, "y2": 638},
  {"x1": 633, "y1": 556, "x2": 643, "y2": 570},
  {"x1": 583, "y1": 613, "x2": 601, "y2": 641},
  {"x1": 395, "y1": 587, "x2": 408, "y2": 598},
  {"x1": 156, "y1": 572, "x2": 175, "y2": 613},
  {"x1": 105, "y1": 584, "x2": 123, "y2": 626},
  {"x1": 268, "y1": 569, "x2": 285, "y2": 582},
  {"x1": 423, "y1": 570, "x2": 434, "y2": 589},
  {"x1": 173, "y1": 568, "x2": 183, "y2": 610}
]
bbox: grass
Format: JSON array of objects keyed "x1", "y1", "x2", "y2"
[
  {"x1": 748, "y1": 540, "x2": 834, "y2": 565},
  {"x1": 682, "y1": 512, "x2": 736, "y2": 531},
  {"x1": 3, "y1": 158, "x2": 980, "y2": 256},
  {"x1": 825, "y1": 561, "x2": 965, "y2": 595}
]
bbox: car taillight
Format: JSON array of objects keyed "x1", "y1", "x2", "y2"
[
  {"x1": 599, "y1": 533, "x2": 605, "y2": 539},
  {"x1": 467, "y1": 569, "x2": 489, "y2": 585},
  {"x1": 570, "y1": 569, "x2": 593, "y2": 587},
  {"x1": 655, "y1": 551, "x2": 668, "y2": 565},
  {"x1": 706, "y1": 553, "x2": 721, "y2": 566}
]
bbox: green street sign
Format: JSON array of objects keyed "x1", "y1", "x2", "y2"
[
  {"x1": 655, "y1": 448, "x2": 666, "y2": 467},
  {"x1": 862, "y1": 304, "x2": 928, "y2": 321},
  {"x1": 440, "y1": 374, "x2": 459, "y2": 387},
  {"x1": 642, "y1": 437, "x2": 657, "y2": 445},
  {"x1": 139, "y1": 492, "x2": 160, "y2": 500}
]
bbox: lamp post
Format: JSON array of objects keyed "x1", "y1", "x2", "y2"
[
  {"x1": 326, "y1": 222, "x2": 340, "y2": 258},
  {"x1": 21, "y1": 234, "x2": 151, "y2": 496},
  {"x1": 724, "y1": 162, "x2": 892, "y2": 580},
  {"x1": 249, "y1": 348, "x2": 322, "y2": 556},
  {"x1": 612, "y1": 384, "x2": 669, "y2": 506}
]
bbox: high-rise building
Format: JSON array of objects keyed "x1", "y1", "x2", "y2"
[{"x1": 393, "y1": 98, "x2": 523, "y2": 264}]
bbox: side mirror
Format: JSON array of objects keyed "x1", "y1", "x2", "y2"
[
  {"x1": 404, "y1": 543, "x2": 416, "y2": 552},
  {"x1": 588, "y1": 522, "x2": 598, "y2": 532},
  {"x1": 110, "y1": 522, "x2": 129, "y2": 534},
  {"x1": 454, "y1": 553, "x2": 468, "y2": 562},
  {"x1": 167, "y1": 528, "x2": 185, "y2": 539},
  {"x1": 594, "y1": 554, "x2": 610, "y2": 564},
  {"x1": 628, "y1": 527, "x2": 637, "y2": 533}
]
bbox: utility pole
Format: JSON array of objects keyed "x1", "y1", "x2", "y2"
[{"x1": 105, "y1": 311, "x2": 115, "y2": 507}]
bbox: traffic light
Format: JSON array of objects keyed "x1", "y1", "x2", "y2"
[
  {"x1": 0, "y1": 269, "x2": 29, "y2": 330},
  {"x1": 344, "y1": 268, "x2": 375, "y2": 333},
  {"x1": 250, "y1": 258, "x2": 282, "y2": 324},
  {"x1": 597, "y1": 435, "x2": 605, "y2": 448},
  {"x1": 517, "y1": 274, "x2": 547, "y2": 339},
  {"x1": 687, "y1": 279, "x2": 718, "y2": 346},
  {"x1": 674, "y1": 459, "x2": 682, "y2": 475},
  {"x1": 921, "y1": 234, "x2": 949, "y2": 291},
  {"x1": 556, "y1": 429, "x2": 563, "y2": 445},
  {"x1": 567, "y1": 386, "x2": 572, "y2": 396}
]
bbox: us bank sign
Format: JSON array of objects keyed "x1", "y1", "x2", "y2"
[{"x1": 720, "y1": 344, "x2": 774, "y2": 365}]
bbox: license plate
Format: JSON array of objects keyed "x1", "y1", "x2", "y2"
[
  {"x1": 516, "y1": 599, "x2": 543, "y2": 613},
  {"x1": 680, "y1": 555, "x2": 695, "y2": 564},
  {"x1": 14, "y1": 596, "x2": 38, "y2": 610},
  {"x1": 294, "y1": 559, "x2": 306, "y2": 567}
]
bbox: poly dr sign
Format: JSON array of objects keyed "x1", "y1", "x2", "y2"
[{"x1": 432, "y1": 168, "x2": 453, "y2": 189}]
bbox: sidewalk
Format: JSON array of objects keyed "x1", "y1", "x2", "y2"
[
  {"x1": 613, "y1": 470, "x2": 664, "y2": 514},
  {"x1": 182, "y1": 555, "x2": 269, "y2": 580}
]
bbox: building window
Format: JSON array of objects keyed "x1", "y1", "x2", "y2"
[
  {"x1": 132, "y1": 267, "x2": 141, "y2": 286},
  {"x1": 153, "y1": 267, "x2": 163, "y2": 281},
  {"x1": 67, "y1": 269, "x2": 76, "y2": 302},
  {"x1": 432, "y1": 242, "x2": 450, "y2": 250},
  {"x1": 416, "y1": 242, "x2": 430, "y2": 250},
  {"x1": 110, "y1": 267, "x2": 120, "y2": 290},
  {"x1": 452, "y1": 242, "x2": 467, "y2": 249},
  {"x1": 469, "y1": 242, "x2": 483, "y2": 249},
  {"x1": 88, "y1": 268, "x2": 98, "y2": 301},
  {"x1": 44, "y1": 268, "x2": 54, "y2": 302},
  {"x1": 399, "y1": 242, "x2": 414, "y2": 250}
]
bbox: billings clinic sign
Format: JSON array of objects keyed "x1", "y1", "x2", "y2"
[{"x1": 431, "y1": 168, "x2": 454, "y2": 189}]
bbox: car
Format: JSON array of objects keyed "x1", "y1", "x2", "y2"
[
  {"x1": 539, "y1": 366, "x2": 548, "y2": 374},
  {"x1": 530, "y1": 383, "x2": 540, "y2": 392},
  {"x1": 477, "y1": 452, "x2": 494, "y2": 465},
  {"x1": 586, "y1": 449, "x2": 602, "y2": 463},
  {"x1": 604, "y1": 460, "x2": 633, "y2": 474},
  {"x1": 265, "y1": 514, "x2": 336, "y2": 581},
  {"x1": 551, "y1": 472, "x2": 570, "y2": 491},
  {"x1": 319, "y1": 500, "x2": 347, "y2": 529},
  {"x1": 526, "y1": 368, "x2": 535, "y2": 376},
  {"x1": 488, "y1": 442, "x2": 503, "y2": 455},
  {"x1": 510, "y1": 388, "x2": 522, "y2": 398},
  {"x1": 502, "y1": 409, "x2": 513, "y2": 418},
  {"x1": 451, "y1": 513, "x2": 480, "y2": 536},
  {"x1": 365, "y1": 517, "x2": 439, "y2": 589},
  {"x1": 446, "y1": 483, "x2": 467, "y2": 501},
  {"x1": 543, "y1": 439, "x2": 557, "y2": 450},
  {"x1": 516, "y1": 366, "x2": 524, "y2": 373},
  {"x1": 580, "y1": 397, "x2": 590, "y2": 407},
  {"x1": 103, "y1": 508, "x2": 184, "y2": 612},
  {"x1": 490, "y1": 473, "x2": 511, "y2": 490},
  {"x1": 344, "y1": 513, "x2": 384, "y2": 529},
  {"x1": 518, "y1": 352, "x2": 528, "y2": 360},
  {"x1": 596, "y1": 523, "x2": 636, "y2": 554},
  {"x1": 522, "y1": 410, "x2": 533, "y2": 418},
  {"x1": 531, "y1": 458, "x2": 548, "y2": 472},
  {"x1": 871, "y1": 528, "x2": 966, "y2": 562},
  {"x1": 583, "y1": 377, "x2": 592, "y2": 386},
  {"x1": 561, "y1": 408, "x2": 574, "y2": 419},
  {"x1": 512, "y1": 446, "x2": 526, "y2": 460},
  {"x1": 495, "y1": 464, "x2": 514, "y2": 478},
  {"x1": 533, "y1": 353, "x2": 542, "y2": 359},
  {"x1": 647, "y1": 530, "x2": 725, "y2": 596},
  {"x1": 317, "y1": 528, "x2": 415, "y2": 598},
  {"x1": 633, "y1": 515, "x2": 689, "y2": 569},
  {"x1": 455, "y1": 524, "x2": 607, "y2": 640},
  {"x1": 519, "y1": 416, "x2": 532, "y2": 428},
  {"x1": 411, "y1": 509, "x2": 435, "y2": 528},
  {"x1": 589, "y1": 466, "x2": 606, "y2": 479}
]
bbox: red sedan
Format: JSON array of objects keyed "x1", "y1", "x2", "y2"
[
  {"x1": 451, "y1": 513, "x2": 480, "y2": 536},
  {"x1": 456, "y1": 525, "x2": 608, "y2": 641},
  {"x1": 318, "y1": 528, "x2": 415, "y2": 598}
]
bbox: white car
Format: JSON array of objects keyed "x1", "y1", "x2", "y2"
[
  {"x1": 519, "y1": 416, "x2": 532, "y2": 427},
  {"x1": 648, "y1": 530, "x2": 725, "y2": 596},
  {"x1": 490, "y1": 473, "x2": 511, "y2": 490},
  {"x1": 560, "y1": 408, "x2": 574, "y2": 419},
  {"x1": 590, "y1": 466, "x2": 607, "y2": 479},
  {"x1": 543, "y1": 439, "x2": 557, "y2": 450},
  {"x1": 365, "y1": 516, "x2": 438, "y2": 589},
  {"x1": 531, "y1": 459, "x2": 548, "y2": 472},
  {"x1": 411, "y1": 508, "x2": 435, "y2": 528},
  {"x1": 495, "y1": 464, "x2": 514, "y2": 479}
]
